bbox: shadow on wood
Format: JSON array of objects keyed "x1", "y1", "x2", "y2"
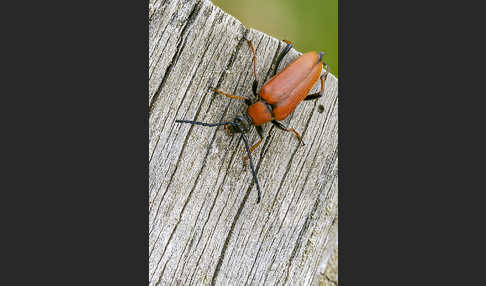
[{"x1": 149, "y1": 0, "x2": 338, "y2": 285}]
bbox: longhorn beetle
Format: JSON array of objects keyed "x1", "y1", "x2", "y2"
[{"x1": 176, "y1": 39, "x2": 330, "y2": 203}]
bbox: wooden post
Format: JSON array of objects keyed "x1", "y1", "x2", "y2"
[{"x1": 149, "y1": 0, "x2": 338, "y2": 285}]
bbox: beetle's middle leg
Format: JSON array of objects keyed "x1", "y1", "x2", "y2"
[
  {"x1": 271, "y1": 120, "x2": 305, "y2": 146},
  {"x1": 243, "y1": 126, "x2": 264, "y2": 165}
]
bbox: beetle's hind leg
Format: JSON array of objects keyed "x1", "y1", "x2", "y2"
[
  {"x1": 272, "y1": 120, "x2": 305, "y2": 146},
  {"x1": 304, "y1": 62, "x2": 330, "y2": 101}
]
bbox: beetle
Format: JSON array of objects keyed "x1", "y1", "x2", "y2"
[{"x1": 176, "y1": 39, "x2": 330, "y2": 203}]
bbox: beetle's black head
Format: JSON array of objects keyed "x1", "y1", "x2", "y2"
[{"x1": 225, "y1": 115, "x2": 251, "y2": 135}]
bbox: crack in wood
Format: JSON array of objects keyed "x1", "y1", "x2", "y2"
[
  {"x1": 149, "y1": 13, "x2": 219, "y2": 166},
  {"x1": 170, "y1": 139, "x2": 234, "y2": 283},
  {"x1": 210, "y1": 178, "x2": 252, "y2": 286},
  {"x1": 149, "y1": 21, "x2": 239, "y2": 235},
  {"x1": 149, "y1": 0, "x2": 202, "y2": 114}
]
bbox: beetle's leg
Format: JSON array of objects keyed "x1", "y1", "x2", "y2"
[
  {"x1": 211, "y1": 88, "x2": 246, "y2": 100},
  {"x1": 272, "y1": 40, "x2": 293, "y2": 77},
  {"x1": 211, "y1": 87, "x2": 252, "y2": 105},
  {"x1": 243, "y1": 125, "x2": 264, "y2": 166},
  {"x1": 272, "y1": 120, "x2": 305, "y2": 146},
  {"x1": 304, "y1": 63, "x2": 330, "y2": 101},
  {"x1": 245, "y1": 39, "x2": 259, "y2": 97}
]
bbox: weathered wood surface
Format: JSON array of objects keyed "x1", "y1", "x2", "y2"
[
  {"x1": 317, "y1": 240, "x2": 338, "y2": 286},
  {"x1": 149, "y1": 0, "x2": 338, "y2": 285}
]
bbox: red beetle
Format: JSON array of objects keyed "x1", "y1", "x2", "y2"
[{"x1": 176, "y1": 39, "x2": 330, "y2": 203}]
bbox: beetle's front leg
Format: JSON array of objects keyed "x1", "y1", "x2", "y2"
[
  {"x1": 243, "y1": 125, "x2": 264, "y2": 166},
  {"x1": 210, "y1": 87, "x2": 252, "y2": 105}
]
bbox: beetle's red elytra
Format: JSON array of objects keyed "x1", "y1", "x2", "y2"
[
  {"x1": 248, "y1": 51, "x2": 323, "y2": 125},
  {"x1": 176, "y1": 39, "x2": 330, "y2": 203}
]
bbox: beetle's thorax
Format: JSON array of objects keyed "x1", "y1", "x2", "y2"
[{"x1": 247, "y1": 100, "x2": 273, "y2": 126}]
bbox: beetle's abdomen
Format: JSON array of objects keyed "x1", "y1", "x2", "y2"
[
  {"x1": 248, "y1": 101, "x2": 272, "y2": 126},
  {"x1": 260, "y1": 51, "x2": 322, "y2": 121}
]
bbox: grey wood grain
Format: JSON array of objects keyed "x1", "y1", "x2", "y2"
[{"x1": 149, "y1": 0, "x2": 338, "y2": 285}]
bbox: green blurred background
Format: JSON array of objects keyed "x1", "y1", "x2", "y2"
[{"x1": 211, "y1": 0, "x2": 338, "y2": 76}]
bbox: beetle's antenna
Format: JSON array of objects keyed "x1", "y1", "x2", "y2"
[
  {"x1": 241, "y1": 133, "x2": 261, "y2": 203},
  {"x1": 175, "y1": 119, "x2": 235, "y2": 127}
]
